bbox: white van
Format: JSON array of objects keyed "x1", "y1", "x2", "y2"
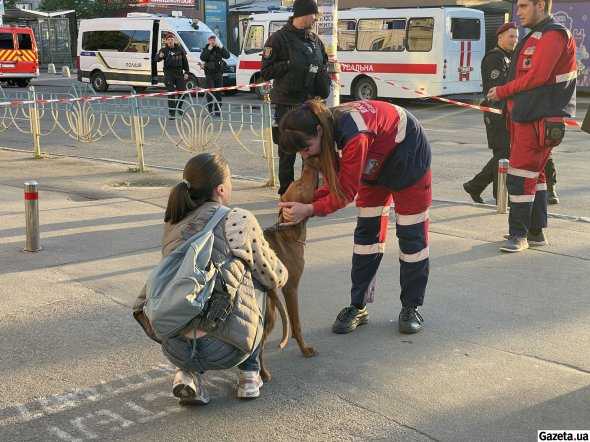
[
  {"x1": 77, "y1": 13, "x2": 238, "y2": 94},
  {"x1": 238, "y1": 7, "x2": 485, "y2": 100}
]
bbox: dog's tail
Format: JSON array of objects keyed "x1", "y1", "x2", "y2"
[{"x1": 266, "y1": 288, "x2": 290, "y2": 349}]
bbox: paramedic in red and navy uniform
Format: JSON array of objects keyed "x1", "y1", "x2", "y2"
[
  {"x1": 488, "y1": 0, "x2": 576, "y2": 253},
  {"x1": 278, "y1": 99, "x2": 432, "y2": 335}
]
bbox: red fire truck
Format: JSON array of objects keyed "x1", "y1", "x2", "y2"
[{"x1": 0, "y1": 26, "x2": 39, "y2": 87}]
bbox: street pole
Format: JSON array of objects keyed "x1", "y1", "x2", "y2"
[{"x1": 317, "y1": 0, "x2": 339, "y2": 107}]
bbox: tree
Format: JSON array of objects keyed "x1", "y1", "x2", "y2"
[{"x1": 39, "y1": 0, "x2": 134, "y2": 20}]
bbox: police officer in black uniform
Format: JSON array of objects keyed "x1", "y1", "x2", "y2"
[
  {"x1": 200, "y1": 35, "x2": 231, "y2": 115},
  {"x1": 261, "y1": 0, "x2": 330, "y2": 195},
  {"x1": 463, "y1": 22, "x2": 518, "y2": 203},
  {"x1": 155, "y1": 33, "x2": 189, "y2": 119}
]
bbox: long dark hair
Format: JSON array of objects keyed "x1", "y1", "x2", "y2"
[
  {"x1": 279, "y1": 99, "x2": 345, "y2": 203},
  {"x1": 164, "y1": 153, "x2": 230, "y2": 224}
]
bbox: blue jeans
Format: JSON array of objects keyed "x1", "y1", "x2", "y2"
[
  {"x1": 161, "y1": 278, "x2": 265, "y2": 373},
  {"x1": 162, "y1": 334, "x2": 260, "y2": 373}
]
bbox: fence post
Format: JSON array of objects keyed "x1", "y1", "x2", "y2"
[
  {"x1": 497, "y1": 158, "x2": 509, "y2": 214},
  {"x1": 262, "y1": 94, "x2": 276, "y2": 188},
  {"x1": 130, "y1": 93, "x2": 145, "y2": 172},
  {"x1": 24, "y1": 180, "x2": 42, "y2": 252},
  {"x1": 28, "y1": 86, "x2": 42, "y2": 158}
]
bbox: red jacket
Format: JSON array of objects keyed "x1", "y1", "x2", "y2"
[
  {"x1": 496, "y1": 16, "x2": 577, "y2": 122},
  {"x1": 312, "y1": 101, "x2": 431, "y2": 216}
]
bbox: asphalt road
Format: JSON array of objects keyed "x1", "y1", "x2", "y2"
[
  {"x1": 0, "y1": 75, "x2": 589, "y2": 441},
  {"x1": 2, "y1": 74, "x2": 589, "y2": 218}
]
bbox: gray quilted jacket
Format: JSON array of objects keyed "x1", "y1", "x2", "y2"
[{"x1": 134, "y1": 201, "x2": 288, "y2": 353}]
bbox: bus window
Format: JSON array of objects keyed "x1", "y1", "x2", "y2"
[
  {"x1": 357, "y1": 19, "x2": 405, "y2": 52},
  {"x1": 337, "y1": 19, "x2": 356, "y2": 51},
  {"x1": 0, "y1": 32, "x2": 14, "y2": 50},
  {"x1": 451, "y1": 18, "x2": 481, "y2": 40},
  {"x1": 244, "y1": 25, "x2": 264, "y2": 54},
  {"x1": 407, "y1": 18, "x2": 434, "y2": 52}
]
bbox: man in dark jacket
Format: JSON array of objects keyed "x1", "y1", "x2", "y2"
[
  {"x1": 261, "y1": 0, "x2": 330, "y2": 195},
  {"x1": 463, "y1": 22, "x2": 518, "y2": 203},
  {"x1": 200, "y1": 35, "x2": 230, "y2": 115},
  {"x1": 155, "y1": 33, "x2": 190, "y2": 119}
]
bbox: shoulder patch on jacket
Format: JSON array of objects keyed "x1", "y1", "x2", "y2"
[
  {"x1": 263, "y1": 46, "x2": 272, "y2": 58},
  {"x1": 490, "y1": 69, "x2": 500, "y2": 79}
]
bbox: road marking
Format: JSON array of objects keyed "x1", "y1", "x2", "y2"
[{"x1": 0, "y1": 364, "x2": 175, "y2": 427}]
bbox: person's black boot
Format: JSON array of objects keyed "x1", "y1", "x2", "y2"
[
  {"x1": 399, "y1": 306, "x2": 423, "y2": 334},
  {"x1": 332, "y1": 305, "x2": 369, "y2": 334},
  {"x1": 463, "y1": 182, "x2": 484, "y2": 204}
]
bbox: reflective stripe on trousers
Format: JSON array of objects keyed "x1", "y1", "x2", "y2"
[
  {"x1": 507, "y1": 120, "x2": 552, "y2": 236},
  {"x1": 351, "y1": 169, "x2": 431, "y2": 308}
]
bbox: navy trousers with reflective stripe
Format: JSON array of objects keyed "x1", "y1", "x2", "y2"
[{"x1": 351, "y1": 169, "x2": 431, "y2": 309}]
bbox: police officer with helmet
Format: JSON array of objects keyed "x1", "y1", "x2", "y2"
[
  {"x1": 261, "y1": 0, "x2": 330, "y2": 195},
  {"x1": 463, "y1": 22, "x2": 518, "y2": 203}
]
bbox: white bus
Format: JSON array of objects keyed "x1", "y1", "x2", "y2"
[
  {"x1": 237, "y1": 7, "x2": 485, "y2": 100},
  {"x1": 77, "y1": 13, "x2": 238, "y2": 94}
]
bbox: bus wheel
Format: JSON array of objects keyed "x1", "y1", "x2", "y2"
[
  {"x1": 16, "y1": 79, "x2": 30, "y2": 88},
  {"x1": 354, "y1": 77, "x2": 377, "y2": 101},
  {"x1": 91, "y1": 72, "x2": 109, "y2": 92},
  {"x1": 254, "y1": 76, "x2": 272, "y2": 100}
]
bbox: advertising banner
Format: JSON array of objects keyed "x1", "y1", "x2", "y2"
[{"x1": 205, "y1": 0, "x2": 228, "y2": 46}]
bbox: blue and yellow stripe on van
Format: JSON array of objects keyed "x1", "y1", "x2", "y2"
[{"x1": 80, "y1": 51, "x2": 114, "y2": 70}]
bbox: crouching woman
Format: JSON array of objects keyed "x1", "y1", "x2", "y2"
[{"x1": 133, "y1": 153, "x2": 287, "y2": 404}]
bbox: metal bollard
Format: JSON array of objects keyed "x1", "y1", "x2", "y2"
[
  {"x1": 497, "y1": 159, "x2": 509, "y2": 214},
  {"x1": 24, "y1": 180, "x2": 42, "y2": 252}
]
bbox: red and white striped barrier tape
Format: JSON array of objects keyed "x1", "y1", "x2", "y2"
[
  {"x1": 0, "y1": 81, "x2": 272, "y2": 107},
  {"x1": 330, "y1": 59, "x2": 582, "y2": 128}
]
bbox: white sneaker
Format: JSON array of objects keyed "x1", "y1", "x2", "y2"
[
  {"x1": 237, "y1": 370, "x2": 263, "y2": 399},
  {"x1": 173, "y1": 369, "x2": 209, "y2": 405}
]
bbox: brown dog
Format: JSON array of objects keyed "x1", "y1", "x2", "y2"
[{"x1": 260, "y1": 157, "x2": 320, "y2": 381}]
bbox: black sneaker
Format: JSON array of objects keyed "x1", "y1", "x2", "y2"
[
  {"x1": 463, "y1": 182, "x2": 484, "y2": 204},
  {"x1": 399, "y1": 306, "x2": 423, "y2": 334},
  {"x1": 332, "y1": 305, "x2": 369, "y2": 334}
]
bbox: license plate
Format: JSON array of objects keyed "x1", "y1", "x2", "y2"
[
  {"x1": 1, "y1": 63, "x2": 15, "y2": 68},
  {"x1": 458, "y1": 66, "x2": 473, "y2": 73}
]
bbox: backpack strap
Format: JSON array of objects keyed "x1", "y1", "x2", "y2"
[{"x1": 177, "y1": 206, "x2": 231, "y2": 253}]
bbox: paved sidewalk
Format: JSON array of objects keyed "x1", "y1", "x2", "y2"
[{"x1": 0, "y1": 150, "x2": 588, "y2": 441}]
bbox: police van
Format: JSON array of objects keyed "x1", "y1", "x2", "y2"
[
  {"x1": 77, "y1": 13, "x2": 238, "y2": 94},
  {"x1": 0, "y1": 26, "x2": 39, "y2": 87}
]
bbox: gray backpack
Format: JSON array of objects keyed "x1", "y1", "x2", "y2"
[{"x1": 144, "y1": 206, "x2": 231, "y2": 340}]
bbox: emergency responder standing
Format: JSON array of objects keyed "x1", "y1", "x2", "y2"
[
  {"x1": 463, "y1": 22, "x2": 518, "y2": 204},
  {"x1": 155, "y1": 33, "x2": 189, "y2": 119},
  {"x1": 488, "y1": 0, "x2": 577, "y2": 252},
  {"x1": 200, "y1": 35, "x2": 230, "y2": 116},
  {"x1": 260, "y1": 0, "x2": 330, "y2": 195}
]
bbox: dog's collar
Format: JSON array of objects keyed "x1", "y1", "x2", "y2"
[{"x1": 265, "y1": 222, "x2": 293, "y2": 232}]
